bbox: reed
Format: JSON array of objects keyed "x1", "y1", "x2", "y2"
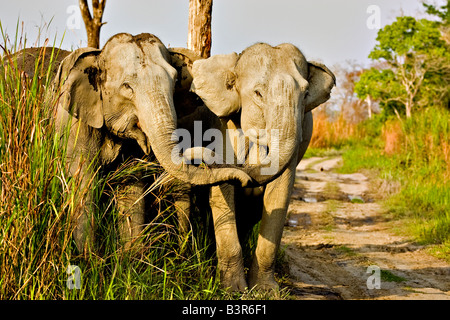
[{"x1": 0, "y1": 25, "x2": 224, "y2": 300}]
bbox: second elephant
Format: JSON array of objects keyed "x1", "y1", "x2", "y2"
[{"x1": 174, "y1": 43, "x2": 335, "y2": 291}]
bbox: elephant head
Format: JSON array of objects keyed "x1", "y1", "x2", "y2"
[
  {"x1": 191, "y1": 43, "x2": 335, "y2": 184},
  {"x1": 53, "y1": 33, "x2": 252, "y2": 186}
]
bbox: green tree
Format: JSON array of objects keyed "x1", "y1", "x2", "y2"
[
  {"x1": 355, "y1": 67, "x2": 404, "y2": 118},
  {"x1": 355, "y1": 16, "x2": 450, "y2": 118},
  {"x1": 424, "y1": 0, "x2": 450, "y2": 25},
  {"x1": 423, "y1": 1, "x2": 450, "y2": 107}
]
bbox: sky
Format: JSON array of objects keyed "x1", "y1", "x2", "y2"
[{"x1": 0, "y1": 0, "x2": 443, "y2": 67}]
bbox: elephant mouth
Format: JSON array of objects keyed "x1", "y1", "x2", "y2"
[
  {"x1": 138, "y1": 132, "x2": 151, "y2": 155},
  {"x1": 245, "y1": 127, "x2": 268, "y2": 147},
  {"x1": 126, "y1": 123, "x2": 151, "y2": 155},
  {"x1": 137, "y1": 134, "x2": 151, "y2": 155}
]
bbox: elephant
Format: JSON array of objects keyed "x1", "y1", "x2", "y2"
[
  {"x1": 52, "y1": 33, "x2": 253, "y2": 253},
  {"x1": 1, "y1": 47, "x2": 70, "y2": 80},
  {"x1": 171, "y1": 42, "x2": 335, "y2": 291}
]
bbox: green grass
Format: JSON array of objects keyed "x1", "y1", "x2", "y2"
[
  {"x1": 427, "y1": 241, "x2": 450, "y2": 262},
  {"x1": 336, "y1": 245, "x2": 358, "y2": 257},
  {"x1": 303, "y1": 147, "x2": 343, "y2": 159},
  {"x1": 380, "y1": 270, "x2": 407, "y2": 283}
]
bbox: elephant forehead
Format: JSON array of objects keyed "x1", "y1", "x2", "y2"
[
  {"x1": 237, "y1": 43, "x2": 309, "y2": 79},
  {"x1": 104, "y1": 44, "x2": 145, "y2": 68},
  {"x1": 103, "y1": 46, "x2": 173, "y2": 83},
  {"x1": 104, "y1": 42, "x2": 167, "y2": 68}
]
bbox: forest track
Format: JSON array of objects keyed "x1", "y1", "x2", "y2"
[{"x1": 281, "y1": 156, "x2": 450, "y2": 300}]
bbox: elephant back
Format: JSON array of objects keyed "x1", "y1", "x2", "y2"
[{"x1": 2, "y1": 47, "x2": 71, "y2": 82}]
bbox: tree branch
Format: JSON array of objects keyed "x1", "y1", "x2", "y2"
[
  {"x1": 79, "y1": 0, "x2": 92, "y2": 23},
  {"x1": 79, "y1": 0, "x2": 106, "y2": 48}
]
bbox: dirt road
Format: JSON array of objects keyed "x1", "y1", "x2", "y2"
[{"x1": 281, "y1": 156, "x2": 450, "y2": 300}]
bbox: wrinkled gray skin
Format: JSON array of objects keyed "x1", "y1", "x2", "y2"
[
  {"x1": 176, "y1": 43, "x2": 335, "y2": 291},
  {"x1": 53, "y1": 33, "x2": 253, "y2": 253}
]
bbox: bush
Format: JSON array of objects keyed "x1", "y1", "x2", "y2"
[{"x1": 309, "y1": 111, "x2": 363, "y2": 149}]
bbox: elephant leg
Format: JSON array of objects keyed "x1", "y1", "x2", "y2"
[
  {"x1": 236, "y1": 187, "x2": 264, "y2": 245},
  {"x1": 117, "y1": 180, "x2": 146, "y2": 250},
  {"x1": 73, "y1": 196, "x2": 95, "y2": 255},
  {"x1": 174, "y1": 182, "x2": 192, "y2": 235},
  {"x1": 248, "y1": 159, "x2": 297, "y2": 290},
  {"x1": 73, "y1": 173, "x2": 96, "y2": 255},
  {"x1": 210, "y1": 184, "x2": 247, "y2": 291}
]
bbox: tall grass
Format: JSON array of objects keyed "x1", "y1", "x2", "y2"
[
  {"x1": 0, "y1": 28, "x2": 71, "y2": 298},
  {"x1": 309, "y1": 111, "x2": 362, "y2": 149},
  {"x1": 0, "y1": 28, "x2": 224, "y2": 300},
  {"x1": 385, "y1": 108, "x2": 450, "y2": 245}
]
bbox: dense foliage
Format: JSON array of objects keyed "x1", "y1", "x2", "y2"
[{"x1": 355, "y1": 7, "x2": 450, "y2": 118}]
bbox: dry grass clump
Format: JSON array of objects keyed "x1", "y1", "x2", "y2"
[{"x1": 310, "y1": 112, "x2": 358, "y2": 148}]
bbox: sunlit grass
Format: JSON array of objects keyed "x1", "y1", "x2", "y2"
[
  {"x1": 0, "y1": 25, "x2": 227, "y2": 300},
  {"x1": 308, "y1": 104, "x2": 450, "y2": 248}
]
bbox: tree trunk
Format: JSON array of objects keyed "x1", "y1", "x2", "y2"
[
  {"x1": 79, "y1": 0, "x2": 107, "y2": 49},
  {"x1": 366, "y1": 96, "x2": 373, "y2": 119},
  {"x1": 405, "y1": 101, "x2": 412, "y2": 118},
  {"x1": 188, "y1": 0, "x2": 212, "y2": 58}
]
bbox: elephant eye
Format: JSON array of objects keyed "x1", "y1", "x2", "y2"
[
  {"x1": 121, "y1": 82, "x2": 134, "y2": 97},
  {"x1": 254, "y1": 90, "x2": 263, "y2": 99}
]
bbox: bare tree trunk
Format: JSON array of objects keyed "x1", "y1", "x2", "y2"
[
  {"x1": 79, "y1": 0, "x2": 107, "y2": 49},
  {"x1": 441, "y1": 25, "x2": 450, "y2": 45},
  {"x1": 366, "y1": 96, "x2": 373, "y2": 119},
  {"x1": 188, "y1": 0, "x2": 212, "y2": 58},
  {"x1": 405, "y1": 100, "x2": 412, "y2": 118}
]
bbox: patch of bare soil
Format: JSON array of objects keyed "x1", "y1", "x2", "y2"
[{"x1": 281, "y1": 156, "x2": 450, "y2": 300}]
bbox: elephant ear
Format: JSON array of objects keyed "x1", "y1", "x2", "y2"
[
  {"x1": 169, "y1": 47, "x2": 203, "y2": 118},
  {"x1": 305, "y1": 61, "x2": 336, "y2": 113},
  {"x1": 53, "y1": 47, "x2": 104, "y2": 128},
  {"x1": 190, "y1": 53, "x2": 240, "y2": 118},
  {"x1": 169, "y1": 47, "x2": 202, "y2": 92}
]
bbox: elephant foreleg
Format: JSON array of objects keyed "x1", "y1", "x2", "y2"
[
  {"x1": 73, "y1": 190, "x2": 95, "y2": 255},
  {"x1": 174, "y1": 182, "x2": 192, "y2": 236},
  {"x1": 210, "y1": 184, "x2": 247, "y2": 292},
  {"x1": 248, "y1": 159, "x2": 297, "y2": 290},
  {"x1": 72, "y1": 169, "x2": 96, "y2": 255},
  {"x1": 117, "y1": 180, "x2": 146, "y2": 250}
]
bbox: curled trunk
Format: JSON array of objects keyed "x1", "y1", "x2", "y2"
[
  {"x1": 241, "y1": 105, "x2": 301, "y2": 186},
  {"x1": 137, "y1": 93, "x2": 252, "y2": 187}
]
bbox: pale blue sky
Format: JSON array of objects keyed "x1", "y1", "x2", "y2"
[{"x1": 0, "y1": 0, "x2": 442, "y2": 66}]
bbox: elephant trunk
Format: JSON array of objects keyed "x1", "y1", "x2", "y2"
[
  {"x1": 137, "y1": 92, "x2": 252, "y2": 186},
  {"x1": 241, "y1": 79, "x2": 302, "y2": 186},
  {"x1": 242, "y1": 116, "x2": 300, "y2": 186}
]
